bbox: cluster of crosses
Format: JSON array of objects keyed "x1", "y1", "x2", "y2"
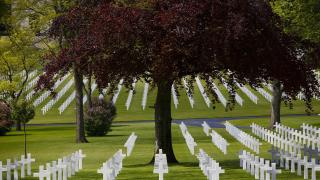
[
  {"x1": 97, "y1": 132, "x2": 137, "y2": 180},
  {"x1": 33, "y1": 149, "x2": 86, "y2": 180}
]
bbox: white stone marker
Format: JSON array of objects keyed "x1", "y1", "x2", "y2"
[
  {"x1": 0, "y1": 161, "x2": 7, "y2": 180},
  {"x1": 56, "y1": 159, "x2": 67, "y2": 180},
  {"x1": 6, "y1": 159, "x2": 19, "y2": 180},
  {"x1": 20, "y1": 153, "x2": 35, "y2": 177},
  {"x1": 78, "y1": 149, "x2": 86, "y2": 170},
  {"x1": 206, "y1": 161, "x2": 225, "y2": 180},
  {"x1": 202, "y1": 121, "x2": 211, "y2": 136},
  {"x1": 97, "y1": 161, "x2": 114, "y2": 180},
  {"x1": 33, "y1": 164, "x2": 51, "y2": 180},
  {"x1": 153, "y1": 149, "x2": 168, "y2": 180},
  {"x1": 124, "y1": 132, "x2": 138, "y2": 156}
]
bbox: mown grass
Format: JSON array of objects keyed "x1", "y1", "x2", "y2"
[
  {"x1": 2, "y1": 116, "x2": 320, "y2": 179},
  {"x1": 30, "y1": 80, "x2": 320, "y2": 124}
]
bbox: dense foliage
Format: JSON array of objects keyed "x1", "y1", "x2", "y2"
[
  {"x1": 0, "y1": 100, "x2": 13, "y2": 135},
  {"x1": 84, "y1": 98, "x2": 116, "y2": 136},
  {"x1": 39, "y1": 0, "x2": 319, "y2": 105},
  {"x1": 11, "y1": 101, "x2": 35, "y2": 125},
  {"x1": 271, "y1": 0, "x2": 320, "y2": 68}
]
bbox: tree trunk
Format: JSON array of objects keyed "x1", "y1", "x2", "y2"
[
  {"x1": 153, "y1": 81, "x2": 178, "y2": 163},
  {"x1": 15, "y1": 120, "x2": 22, "y2": 131},
  {"x1": 74, "y1": 64, "x2": 88, "y2": 143},
  {"x1": 23, "y1": 122, "x2": 27, "y2": 157},
  {"x1": 270, "y1": 79, "x2": 281, "y2": 129},
  {"x1": 87, "y1": 77, "x2": 93, "y2": 109}
]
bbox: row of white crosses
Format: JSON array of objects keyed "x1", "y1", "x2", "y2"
[
  {"x1": 182, "y1": 78, "x2": 195, "y2": 108},
  {"x1": 221, "y1": 78, "x2": 244, "y2": 106},
  {"x1": 301, "y1": 123, "x2": 320, "y2": 139},
  {"x1": 297, "y1": 92, "x2": 305, "y2": 100},
  {"x1": 225, "y1": 121, "x2": 261, "y2": 154},
  {"x1": 97, "y1": 133, "x2": 137, "y2": 180},
  {"x1": 83, "y1": 82, "x2": 97, "y2": 104},
  {"x1": 251, "y1": 124, "x2": 305, "y2": 174},
  {"x1": 20, "y1": 70, "x2": 37, "y2": 79},
  {"x1": 251, "y1": 123, "x2": 302, "y2": 154},
  {"x1": 251, "y1": 123, "x2": 320, "y2": 180},
  {"x1": 239, "y1": 150, "x2": 281, "y2": 180},
  {"x1": 25, "y1": 75, "x2": 40, "y2": 92},
  {"x1": 0, "y1": 153, "x2": 35, "y2": 180},
  {"x1": 153, "y1": 149, "x2": 169, "y2": 180},
  {"x1": 112, "y1": 79, "x2": 124, "y2": 104},
  {"x1": 208, "y1": 77, "x2": 227, "y2": 108},
  {"x1": 141, "y1": 82, "x2": 149, "y2": 110},
  {"x1": 33, "y1": 149, "x2": 86, "y2": 180},
  {"x1": 171, "y1": 85, "x2": 179, "y2": 109},
  {"x1": 32, "y1": 74, "x2": 70, "y2": 105},
  {"x1": 197, "y1": 149, "x2": 225, "y2": 180},
  {"x1": 274, "y1": 122, "x2": 320, "y2": 149},
  {"x1": 195, "y1": 77, "x2": 211, "y2": 108},
  {"x1": 269, "y1": 146, "x2": 320, "y2": 180},
  {"x1": 58, "y1": 79, "x2": 89, "y2": 114},
  {"x1": 255, "y1": 87, "x2": 272, "y2": 103},
  {"x1": 97, "y1": 149, "x2": 126, "y2": 180},
  {"x1": 124, "y1": 132, "x2": 138, "y2": 157},
  {"x1": 125, "y1": 81, "x2": 136, "y2": 110},
  {"x1": 201, "y1": 122, "x2": 229, "y2": 154},
  {"x1": 41, "y1": 79, "x2": 74, "y2": 115},
  {"x1": 179, "y1": 122, "x2": 198, "y2": 155},
  {"x1": 235, "y1": 82, "x2": 258, "y2": 104}
]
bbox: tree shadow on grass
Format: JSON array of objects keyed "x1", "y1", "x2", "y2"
[
  {"x1": 170, "y1": 162, "x2": 199, "y2": 167},
  {"x1": 125, "y1": 163, "x2": 152, "y2": 168},
  {"x1": 87, "y1": 134, "x2": 127, "y2": 138},
  {"x1": 219, "y1": 159, "x2": 243, "y2": 169},
  {"x1": 111, "y1": 125, "x2": 129, "y2": 128},
  {"x1": 1, "y1": 133, "x2": 28, "y2": 137}
]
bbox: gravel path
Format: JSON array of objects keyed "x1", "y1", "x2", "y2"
[{"x1": 26, "y1": 113, "x2": 318, "y2": 128}]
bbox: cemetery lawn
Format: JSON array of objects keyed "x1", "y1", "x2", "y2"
[
  {"x1": 30, "y1": 79, "x2": 320, "y2": 124},
  {"x1": 2, "y1": 116, "x2": 320, "y2": 179}
]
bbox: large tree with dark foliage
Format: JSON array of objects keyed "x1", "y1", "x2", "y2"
[{"x1": 39, "y1": 0, "x2": 319, "y2": 162}]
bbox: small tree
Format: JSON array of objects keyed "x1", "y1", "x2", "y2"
[
  {"x1": 0, "y1": 99, "x2": 13, "y2": 135},
  {"x1": 84, "y1": 98, "x2": 116, "y2": 136},
  {"x1": 11, "y1": 101, "x2": 35, "y2": 156}
]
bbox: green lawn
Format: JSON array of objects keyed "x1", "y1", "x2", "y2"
[
  {"x1": 2, "y1": 117, "x2": 320, "y2": 179},
  {"x1": 29, "y1": 80, "x2": 320, "y2": 124}
]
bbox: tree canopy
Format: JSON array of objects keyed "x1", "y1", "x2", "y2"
[
  {"x1": 39, "y1": 0, "x2": 319, "y2": 104},
  {"x1": 271, "y1": 0, "x2": 320, "y2": 68}
]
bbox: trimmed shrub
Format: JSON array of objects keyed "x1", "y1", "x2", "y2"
[
  {"x1": 0, "y1": 100, "x2": 13, "y2": 135},
  {"x1": 84, "y1": 98, "x2": 116, "y2": 136}
]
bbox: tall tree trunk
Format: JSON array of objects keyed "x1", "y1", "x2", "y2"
[
  {"x1": 74, "y1": 64, "x2": 88, "y2": 143},
  {"x1": 270, "y1": 79, "x2": 281, "y2": 129},
  {"x1": 23, "y1": 122, "x2": 27, "y2": 157},
  {"x1": 153, "y1": 81, "x2": 178, "y2": 163},
  {"x1": 87, "y1": 77, "x2": 93, "y2": 109}
]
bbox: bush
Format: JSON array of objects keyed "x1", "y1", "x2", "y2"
[
  {"x1": 84, "y1": 98, "x2": 116, "y2": 136},
  {"x1": 0, "y1": 100, "x2": 13, "y2": 136}
]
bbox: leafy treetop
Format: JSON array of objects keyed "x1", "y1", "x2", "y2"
[{"x1": 39, "y1": 0, "x2": 319, "y2": 110}]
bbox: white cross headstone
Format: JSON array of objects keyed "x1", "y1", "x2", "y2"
[
  {"x1": 33, "y1": 164, "x2": 51, "y2": 180},
  {"x1": 56, "y1": 158, "x2": 67, "y2": 180},
  {"x1": 0, "y1": 161, "x2": 7, "y2": 180},
  {"x1": 206, "y1": 161, "x2": 225, "y2": 180},
  {"x1": 202, "y1": 121, "x2": 211, "y2": 136}
]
